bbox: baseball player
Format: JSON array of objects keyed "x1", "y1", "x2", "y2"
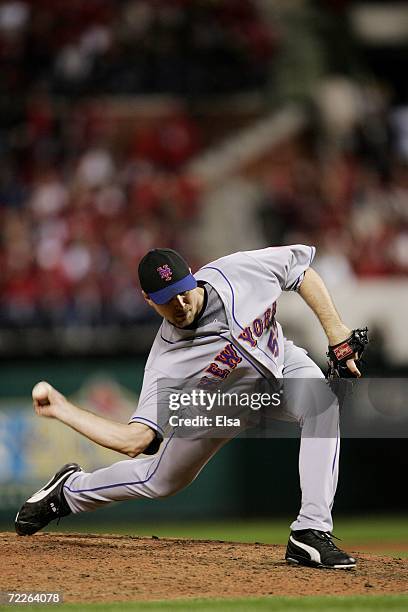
[{"x1": 15, "y1": 245, "x2": 368, "y2": 570}]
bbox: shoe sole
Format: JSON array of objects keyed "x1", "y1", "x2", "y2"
[
  {"x1": 286, "y1": 556, "x2": 356, "y2": 570},
  {"x1": 15, "y1": 463, "x2": 81, "y2": 535}
]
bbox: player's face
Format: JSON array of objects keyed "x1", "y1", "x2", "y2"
[{"x1": 143, "y1": 288, "x2": 204, "y2": 328}]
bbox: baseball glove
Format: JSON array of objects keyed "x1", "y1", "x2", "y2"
[{"x1": 327, "y1": 327, "x2": 369, "y2": 379}]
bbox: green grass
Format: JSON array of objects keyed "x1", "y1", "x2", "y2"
[
  {"x1": 1, "y1": 595, "x2": 408, "y2": 612},
  {"x1": 2, "y1": 515, "x2": 408, "y2": 554},
  {"x1": 46, "y1": 515, "x2": 408, "y2": 548}
]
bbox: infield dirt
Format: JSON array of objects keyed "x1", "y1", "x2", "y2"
[{"x1": 1, "y1": 532, "x2": 407, "y2": 603}]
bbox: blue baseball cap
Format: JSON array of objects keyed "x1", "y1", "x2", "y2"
[{"x1": 138, "y1": 248, "x2": 197, "y2": 305}]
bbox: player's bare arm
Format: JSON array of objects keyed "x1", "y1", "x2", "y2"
[
  {"x1": 33, "y1": 382, "x2": 155, "y2": 457},
  {"x1": 298, "y1": 268, "x2": 360, "y2": 377}
]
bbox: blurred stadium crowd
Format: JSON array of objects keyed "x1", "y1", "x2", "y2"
[
  {"x1": 0, "y1": 0, "x2": 275, "y2": 328},
  {"x1": 0, "y1": 0, "x2": 408, "y2": 330},
  {"x1": 0, "y1": 0, "x2": 274, "y2": 97},
  {"x1": 258, "y1": 145, "x2": 408, "y2": 283},
  {"x1": 1, "y1": 99, "x2": 202, "y2": 327}
]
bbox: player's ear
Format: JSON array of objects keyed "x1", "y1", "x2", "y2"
[{"x1": 142, "y1": 291, "x2": 154, "y2": 306}]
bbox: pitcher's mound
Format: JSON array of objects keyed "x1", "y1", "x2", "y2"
[{"x1": 1, "y1": 532, "x2": 407, "y2": 603}]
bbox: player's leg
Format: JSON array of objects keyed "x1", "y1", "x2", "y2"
[
  {"x1": 15, "y1": 435, "x2": 228, "y2": 534},
  {"x1": 63, "y1": 435, "x2": 228, "y2": 513},
  {"x1": 281, "y1": 340, "x2": 339, "y2": 533},
  {"x1": 281, "y1": 341, "x2": 355, "y2": 568}
]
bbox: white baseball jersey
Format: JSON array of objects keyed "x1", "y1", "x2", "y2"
[{"x1": 129, "y1": 245, "x2": 316, "y2": 439}]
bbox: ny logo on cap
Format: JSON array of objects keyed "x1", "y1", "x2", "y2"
[{"x1": 157, "y1": 264, "x2": 173, "y2": 282}]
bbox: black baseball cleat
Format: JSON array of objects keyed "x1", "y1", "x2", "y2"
[
  {"x1": 285, "y1": 529, "x2": 356, "y2": 569},
  {"x1": 15, "y1": 463, "x2": 81, "y2": 536}
]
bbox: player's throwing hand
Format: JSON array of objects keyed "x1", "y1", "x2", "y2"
[{"x1": 32, "y1": 381, "x2": 66, "y2": 418}]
